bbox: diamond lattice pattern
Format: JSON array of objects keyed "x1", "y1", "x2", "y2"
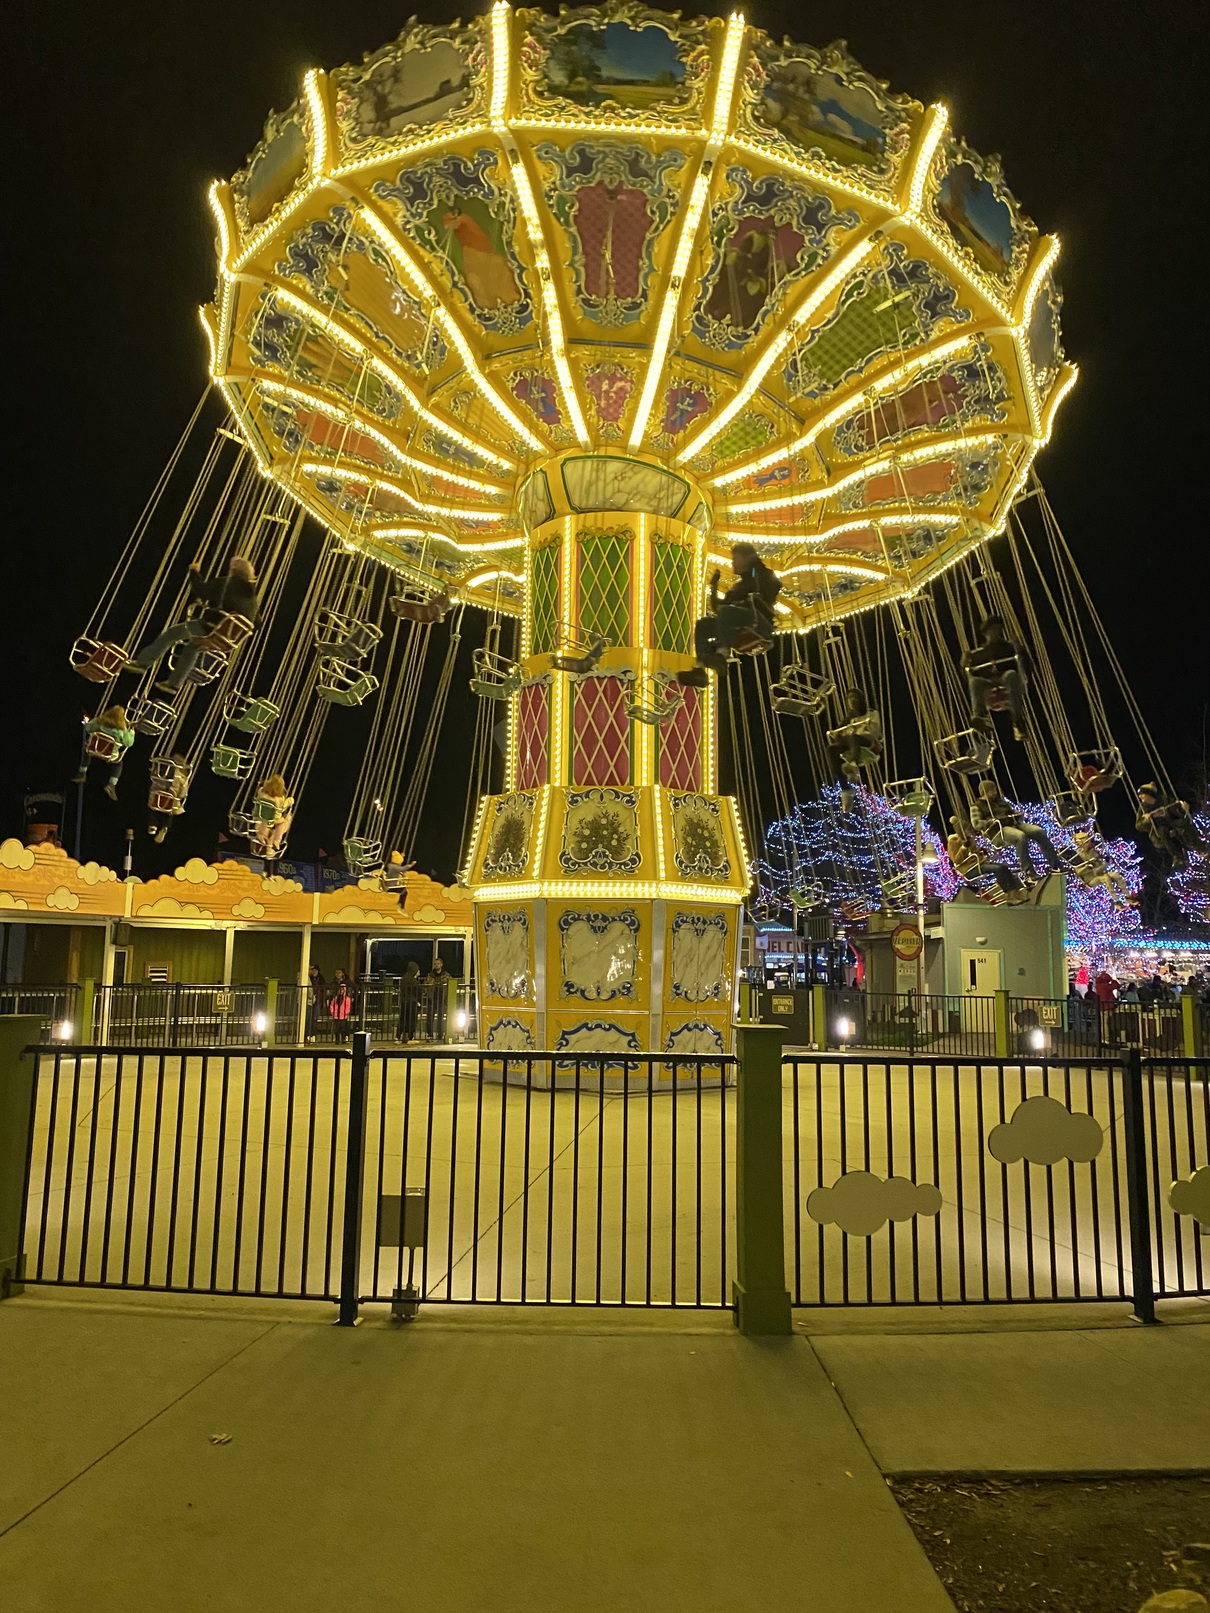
[
  {"x1": 577, "y1": 533, "x2": 632, "y2": 647},
  {"x1": 659, "y1": 686, "x2": 702, "y2": 790},
  {"x1": 530, "y1": 543, "x2": 560, "y2": 654},
  {"x1": 651, "y1": 540, "x2": 693, "y2": 653},
  {"x1": 516, "y1": 682, "x2": 549, "y2": 790},
  {"x1": 572, "y1": 676, "x2": 631, "y2": 787}
]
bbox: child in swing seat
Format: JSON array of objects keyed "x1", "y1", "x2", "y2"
[
  {"x1": 72, "y1": 706, "x2": 135, "y2": 801},
  {"x1": 249, "y1": 774, "x2": 294, "y2": 861}
]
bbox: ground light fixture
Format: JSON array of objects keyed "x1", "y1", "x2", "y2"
[
  {"x1": 835, "y1": 1017, "x2": 854, "y2": 1045},
  {"x1": 253, "y1": 1011, "x2": 267, "y2": 1036},
  {"x1": 1029, "y1": 1027, "x2": 1047, "y2": 1051},
  {"x1": 453, "y1": 1010, "x2": 468, "y2": 1032},
  {"x1": 56, "y1": 1021, "x2": 73, "y2": 1041}
]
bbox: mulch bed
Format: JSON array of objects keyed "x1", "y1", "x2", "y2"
[{"x1": 891, "y1": 1473, "x2": 1210, "y2": 1613}]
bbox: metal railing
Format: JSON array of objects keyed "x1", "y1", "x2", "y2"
[
  {"x1": 19, "y1": 1042, "x2": 735, "y2": 1310},
  {"x1": 826, "y1": 988, "x2": 998, "y2": 1057},
  {"x1": 1011, "y1": 996, "x2": 1187, "y2": 1056},
  {"x1": 0, "y1": 985, "x2": 79, "y2": 1041},
  {"x1": 784, "y1": 1051, "x2": 1208, "y2": 1313}
]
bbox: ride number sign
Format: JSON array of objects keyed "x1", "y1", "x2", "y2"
[{"x1": 891, "y1": 923, "x2": 924, "y2": 962}]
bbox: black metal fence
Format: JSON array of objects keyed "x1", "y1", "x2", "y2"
[
  {"x1": 1011, "y1": 996, "x2": 1185, "y2": 1057},
  {"x1": 0, "y1": 985, "x2": 79, "y2": 1042},
  {"x1": 19, "y1": 1042, "x2": 735, "y2": 1310},
  {"x1": 785, "y1": 1051, "x2": 1208, "y2": 1313},
  {"x1": 829, "y1": 989, "x2": 998, "y2": 1057}
]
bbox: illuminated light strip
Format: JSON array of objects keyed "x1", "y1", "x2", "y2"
[
  {"x1": 296, "y1": 460, "x2": 506, "y2": 524},
  {"x1": 199, "y1": 305, "x2": 219, "y2": 373},
  {"x1": 654, "y1": 789, "x2": 667, "y2": 880},
  {"x1": 719, "y1": 512, "x2": 963, "y2": 546},
  {"x1": 303, "y1": 69, "x2": 330, "y2": 176},
  {"x1": 472, "y1": 880, "x2": 747, "y2": 904},
  {"x1": 676, "y1": 234, "x2": 879, "y2": 463},
  {"x1": 355, "y1": 200, "x2": 546, "y2": 452},
  {"x1": 465, "y1": 565, "x2": 526, "y2": 586},
  {"x1": 255, "y1": 375, "x2": 508, "y2": 495},
  {"x1": 334, "y1": 124, "x2": 490, "y2": 179},
  {"x1": 529, "y1": 785, "x2": 551, "y2": 878},
  {"x1": 708, "y1": 330, "x2": 985, "y2": 489},
  {"x1": 903, "y1": 103, "x2": 948, "y2": 217},
  {"x1": 231, "y1": 182, "x2": 320, "y2": 274},
  {"x1": 728, "y1": 798, "x2": 753, "y2": 889},
  {"x1": 730, "y1": 134, "x2": 897, "y2": 209},
  {"x1": 460, "y1": 795, "x2": 489, "y2": 885},
  {"x1": 1013, "y1": 236, "x2": 1063, "y2": 434},
  {"x1": 1015, "y1": 235, "x2": 1060, "y2": 331},
  {"x1": 373, "y1": 525, "x2": 525, "y2": 553},
  {"x1": 724, "y1": 431, "x2": 1014, "y2": 516},
  {"x1": 635, "y1": 514, "x2": 653, "y2": 787},
  {"x1": 628, "y1": 11, "x2": 747, "y2": 448},
  {"x1": 260, "y1": 282, "x2": 516, "y2": 469},
  {"x1": 489, "y1": 3, "x2": 589, "y2": 445},
  {"x1": 1036, "y1": 365, "x2": 1078, "y2": 446},
  {"x1": 208, "y1": 182, "x2": 233, "y2": 274},
  {"x1": 779, "y1": 559, "x2": 890, "y2": 580}
]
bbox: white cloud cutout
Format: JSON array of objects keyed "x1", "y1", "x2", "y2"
[
  {"x1": 231, "y1": 897, "x2": 266, "y2": 920},
  {"x1": 807, "y1": 1171, "x2": 943, "y2": 1237},
  {"x1": 139, "y1": 897, "x2": 214, "y2": 920},
  {"x1": 76, "y1": 861, "x2": 118, "y2": 886},
  {"x1": 0, "y1": 839, "x2": 35, "y2": 871},
  {"x1": 988, "y1": 1095, "x2": 1103, "y2": 1165},
  {"x1": 173, "y1": 858, "x2": 219, "y2": 886},
  {"x1": 411, "y1": 903, "x2": 446, "y2": 924},
  {"x1": 0, "y1": 891, "x2": 29, "y2": 910},
  {"x1": 45, "y1": 885, "x2": 80, "y2": 912},
  {"x1": 1169, "y1": 1167, "x2": 1210, "y2": 1229}
]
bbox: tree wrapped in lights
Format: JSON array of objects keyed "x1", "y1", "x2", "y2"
[
  {"x1": 758, "y1": 786, "x2": 958, "y2": 920},
  {"x1": 1169, "y1": 809, "x2": 1210, "y2": 924}
]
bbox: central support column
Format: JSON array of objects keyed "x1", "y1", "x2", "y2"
[{"x1": 464, "y1": 452, "x2": 749, "y2": 1061}]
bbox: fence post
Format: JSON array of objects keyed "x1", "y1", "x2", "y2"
[
  {"x1": 1121, "y1": 1048, "x2": 1158, "y2": 1326},
  {"x1": 0, "y1": 1018, "x2": 41, "y2": 1299},
  {"x1": 337, "y1": 1030, "x2": 371, "y2": 1326},
  {"x1": 994, "y1": 989, "x2": 1011, "y2": 1057},
  {"x1": 265, "y1": 978, "x2": 278, "y2": 1048},
  {"x1": 733, "y1": 1023, "x2": 792, "y2": 1337},
  {"x1": 1180, "y1": 990, "x2": 1203, "y2": 1057},
  {"x1": 78, "y1": 978, "x2": 96, "y2": 1043},
  {"x1": 810, "y1": 984, "x2": 827, "y2": 1049}
]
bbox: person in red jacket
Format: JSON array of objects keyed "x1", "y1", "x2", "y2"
[{"x1": 1093, "y1": 970, "x2": 1119, "y2": 1010}]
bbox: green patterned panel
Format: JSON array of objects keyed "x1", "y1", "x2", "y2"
[
  {"x1": 651, "y1": 541, "x2": 693, "y2": 653},
  {"x1": 794, "y1": 280, "x2": 922, "y2": 395},
  {"x1": 577, "y1": 531, "x2": 632, "y2": 646},
  {"x1": 530, "y1": 542, "x2": 560, "y2": 654}
]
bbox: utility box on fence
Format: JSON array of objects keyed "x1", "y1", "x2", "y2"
[
  {"x1": 753, "y1": 988, "x2": 812, "y2": 1045},
  {"x1": 0, "y1": 1017, "x2": 41, "y2": 1299},
  {"x1": 377, "y1": 1189, "x2": 428, "y2": 1249}
]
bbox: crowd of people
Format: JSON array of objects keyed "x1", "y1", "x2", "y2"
[{"x1": 302, "y1": 958, "x2": 456, "y2": 1044}]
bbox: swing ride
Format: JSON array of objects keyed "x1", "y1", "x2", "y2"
[{"x1": 64, "y1": 3, "x2": 1204, "y2": 1054}]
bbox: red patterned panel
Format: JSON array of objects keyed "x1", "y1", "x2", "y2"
[
  {"x1": 660, "y1": 686, "x2": 702, "y2": 791},
  {"x1": 571, "y1": 676, "x2": 631, "y2": 787},
  {"x1": 516, "y1": 682, "x2": 549, "y2": 790}
]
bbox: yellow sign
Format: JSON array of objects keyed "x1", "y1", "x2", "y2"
[{"x1": 891, "y1": 924, "x2": 924, "y2": 962}]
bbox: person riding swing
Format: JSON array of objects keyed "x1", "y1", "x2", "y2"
[
  {"x1": 128, "y1": 555, "x2": 261, "y2": 692},
  {"x1": 677, "y1": 543, "x2": 780, "y2": 687},
  {"x1": 961, "y1": 615, "x2": 1029, "y2": 742}
]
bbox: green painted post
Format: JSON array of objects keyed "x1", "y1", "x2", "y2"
[
  {"x1": 1181, "y1": 989, "x2": 1203, "y2": 1057},
  {"x1": 265, "y1": 978, "x2": 278, "y2": 1048},
  {"x1": 994, "y1": 989, "x2": 1011, "y2": 1058},
  {"x1": 737, "y1": 981, "x2": 751, "y2": 1023},
  {"x1": 446, "y1": 974, "x2": 457, "y2": 1041},
  {"x1": 0, "y1": 1017, "x2": 41, "y2": 1299},
  {"x1": 79, "y1": 978, "x2": 96, "y2": 1043},
  {"x1": 810, "y1": 983, "x2": 827, "y2": 1049},
  {"x1": 732, "y1": 1023, "x2": 792, "y2": 1337}
]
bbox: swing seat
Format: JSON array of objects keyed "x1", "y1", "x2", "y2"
[
  {"x1": 126, "y1": 696, "x2": 177, "y2": 736},
  {"x1": 168, "y1": 642, "x2": 228, "y2": 685},
  {"x1": 381, "y1": 864, "x2": 409, "y2": 892},
  {"x1": 839, "y1": 897, "x2": 872, "y2": 922},
  {"x1": 879, "y1": 874, "x2": 914, "y2": 907},
  {"x1": 934, "y1": 728, "x2": 995, "y2": 775},
  {"x1": 250, "y1": 795, "x2": 281, "y2": 824},
  {"x1": 316, "y1": 660, "x2": 380, "y2": 706},
  {"x1": 788, "y1": 881, "x2": 826, "y2": 910},
  {"x1": 984, "y1": 686, "x2": 1012, "y2": 713},
  {"x1": 194, "y1": 613, "x2": 255, "y2": 655},
  {"x1": 1049, "y1": 791, "x2": 1094, "y2": 827},
  {"x1": 626, "y1": 675, "x2": 682, "y2": 726},
  {"x1": 470, "y1": 647, "x2": 522, "y2": 701},
  {"x1": 979, "y1": 884, "x2": 1008, "y2": 906},
  {"x1": 729, "y1": 627, "x2": 774, "y2": 657},
  {"x1": 70, "y1": 637, "x2": 129, "y2": 684},
  {"x1": 886, "y1": 777, "x2": 934, "y2": 818},
  {"x1": 210, "y1": 744, "x2": 254, "y2": 781},
  {"x1": 148, "y1": 788, "x2": 185, "y2": 815},
  {"x1": 390, "y1": 589, "x2": 451, "y2": 624},
  {"x1": 549, "y1": 631, "x2": 607, "y2": 675},
  {"x1": 770, "y1": 666, "x2": 834, "y2": 719},
  {"x1": 315, "y1": 611, "x2": 382, "y2": 663},
  {"x1": 85, "y1": 731, "x2": 123, "y2": 764},
  {"x1": 343, "y1": 836, "x2": 383, "y2": 876},
  {"x1": 748, "y1": 897, "x2": 782, "y2": 923},
  {"x1": 224, "y1": 693, "x2": 281, "y2": 734},
  {"x1": 1068, "y1": 748, "x2": 1123, "y2": 795}
]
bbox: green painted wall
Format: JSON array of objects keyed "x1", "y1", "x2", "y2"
[
  {"x1": 310, "y1": 931, "x2": 360, "y2": 980},
  {"x1": 130, "y1": 927, "x2": 225, "y2": 983},
  {"x1": 232, "y1": 929, "x2": 303, "y2": 984}
]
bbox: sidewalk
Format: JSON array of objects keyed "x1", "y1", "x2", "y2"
[{"x1": 1, "y1": 1292, "x2": 1207, "y2": 1613}]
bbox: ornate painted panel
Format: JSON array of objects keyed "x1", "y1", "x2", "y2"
[
  {"x1": 560, "y1": 787, "x2": 641, "y2": 873},
  {"x1": 571, "y1": 676, "x2": 632, "y2": 787},
  {"x1": 659, "y1": 687, "x2": 702, "y2": 792},
  {"x1": 515, "y1": 682, "x2": 550, "y2": 791}
]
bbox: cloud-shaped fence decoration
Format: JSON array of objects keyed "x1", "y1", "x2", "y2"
[
  {"x1": 806, "y1": 1172, "x2": 943, "y2": 1238},
  {"x1": 987, "y1": 1096, "x2": 1103, "y2": 1166},
  {"x1": 1169, "y1": 1167, "x2": 1210, "y2": 1228}
]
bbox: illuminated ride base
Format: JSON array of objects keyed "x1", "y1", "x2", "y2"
[
  {"x1": 462, "y1": 450, "x2": 747, "y2": 1060},
  {"x1": 202, "y1": 2, "x2": 1076, "y2": 1056}
]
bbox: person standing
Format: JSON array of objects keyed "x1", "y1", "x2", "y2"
[
  {"x1": 305, "y1": 964, "x2": 326, "y2": 1041},
  {"x1": 328, "y1": 967, "x2": 353, "y2": 1041}
]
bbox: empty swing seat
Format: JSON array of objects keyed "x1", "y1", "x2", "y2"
[
  {"x1": 210, "y1": 744, "x2": 254, "y2": 781},
  {"x1": 390, "y1": 589, "x2": 451, "y2": 624},
  {"x1": 934, "y1": 729, "x2": 995, "y2": 775},
  {"x1": 168, "y1": 642, "x2": 228, "y2": 685},
  {"x1": 85, "y1": 731, "x2": 124, "y2": 764},
  {"x1": 770, "y1": 666, "x2": 834, "y2": 718},
  {"x1": 886, "y1": 776, "x2": 934, "y2": 817},
  {"x1": 224, "y1": 693, "x2": 281, "y2": 734},
  {"x1": 470, "y1": 647, "x2": 522, "y2": 700},
  {"x1": 316, "y1": 660, "x2": 380, "y2": 706},
  {"x1": 315, "y1": 610, "x2": 382, "y2": 663},
  {"x1": 343, "y1": 836, "x2": 383, "y2": 876},
  {"x1": 71, "y1": 637, "x2": 129, "y2": 683},
  {"x1": 127, "y1": 696, "x2": 177, "y2": 736},
  {"x1": 194, "y1": 613, "x2": 255, "y2": 655},
  {"x1": 626, "y1": 675, "x2": 682, "y2": 726},
  {"x1": 1050, "y1": 790, "x2": 1094, "y2": 827},
  {"x1": 788, "y1": 881, "x2": 826, "y2": 911}
]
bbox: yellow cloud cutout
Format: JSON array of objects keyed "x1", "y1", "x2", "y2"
[
  {"x1": 1, "y1": 838, "x2": 35, "y2": 871},
  {"x1": 173, "y1": 858, "x2": 219, "y2": 886},
  {"x1": 0, "y1": 891, "x2": 29, "y2": 910},
  {"x1": 46, "y1": 885, "x2": 81, "y2": 912},
  {"x1": 231, "y1": 897, "x2": 266, "y2": 919},
  {"x1": 1169, "y1": 1167, "x2": 1210, "y2": 1228},
  {"x1": 988, "y1": 1095, "x2": 1103, "y2": 1166},
  {"x1": 410, "y1": 903, "x2": 447, "y2": 924},
  {"x1": 321, "y1": 904, "x2": 402, "y2": 925},
  {"x1": 260, "y1": 874, "x2": 302, "y2": 895},
  {"x1": 139, "y1": 897, "x2": 214, "y2": 920},
  {"x1": 77, "y1": 861, "x2": 118, "y2": 886},
  {"x1": 441, "y1": 883, "x2": 472, "y2": 902},
  {"x1": 806, "y1": 1172, "x2": 943, "y2": 1237}
]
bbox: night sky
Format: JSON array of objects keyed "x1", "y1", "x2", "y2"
[{"x1": 9, "y1": 2, "x2": 1206, "y2": 880}]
